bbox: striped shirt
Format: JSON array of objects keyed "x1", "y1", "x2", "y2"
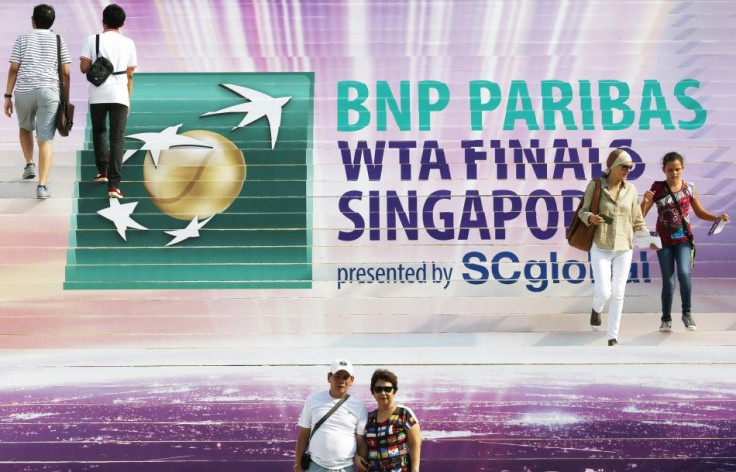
[{"x1": 9, "y1": 29, "x2": 71, "y2": 94}]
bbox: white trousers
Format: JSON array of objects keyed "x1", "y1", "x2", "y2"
[{"x1": 590, "y1": 243, "x2": 633, "y2": 340}]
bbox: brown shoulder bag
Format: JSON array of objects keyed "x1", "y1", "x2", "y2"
[{"x1": 566, "y1": 178, "x2": 602, "y2": 252}]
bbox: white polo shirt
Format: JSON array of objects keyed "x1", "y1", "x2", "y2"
[
  {"x1": 298, "y1": 391, "x2": 368, "y2": 469},
  {"x1": 80, "y1": 30, "x2": 137, "y2": 106}
]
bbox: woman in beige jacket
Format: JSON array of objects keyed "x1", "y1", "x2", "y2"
[{"x1": 578, "y1": 149, "x2": 656, "y2": 346}]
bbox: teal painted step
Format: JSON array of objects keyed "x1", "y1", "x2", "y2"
[
  {"x1": 74, "y1": 197, "x2": 307, "y2": 215},
  {"x1": 73, "y1": 179, "x2": 307, "y2": 199},
  {"x1": 64, "y1": 263, "x2": 312, "y2": 283},
  {"x1": 64, "y1": 280, "x2": 311, "y2": 290},
  {"x1": 69, "y1": 228, "x2": 309, "y2": 247},
  {"x1": 130, "y1": 72, "x2": 314, "y2": 90},
  {"x1": 75, "y1": 149, "x2": 310, "y2": 166},
  {"x1": 128, "y1": 101, "x2": 312, "y2": 116},
  {"x1": 67, "y1": 246, "x2": 308, "y2": 265},
  {"x1": 74, "y1": 212, "x2": 309, "y2": 230}
]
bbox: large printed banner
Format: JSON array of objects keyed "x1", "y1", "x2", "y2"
[
  {"x1": 1, "y1": 2, "x2": 736, "y2": 472},
  {"x1": 330, "y1": 77, "x2": 705, "y2": 293},
  {"x1": 60, "y1": 70, "x2": 734, "y2": 311}
]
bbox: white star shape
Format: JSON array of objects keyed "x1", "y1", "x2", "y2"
[
  {"x1": 164, "y1": 215, "x2": 214, "y2": 247},
  {"x1": 97, "y1": 199, "x2": 148, "y2": 241},
  {"x1": 122, "y1": 124, "x2": 213, "y2": 167},
  {"x1": 200, "y1": 84, "x2": 291, "y2": 149}
]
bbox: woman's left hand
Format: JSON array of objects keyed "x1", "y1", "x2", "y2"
[{"x1": 720, "y1": 213, "x2": 730, "y2": 222}]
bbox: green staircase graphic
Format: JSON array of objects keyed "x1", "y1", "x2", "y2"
[{"x1": 65, "y1": 73, "x2": 314, "y2": 289}]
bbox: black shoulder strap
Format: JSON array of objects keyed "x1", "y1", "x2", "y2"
[
  {"x1": 663, "y1": 180, "x2": 694, "y2": 243},
  {"x1": 309, "y1": 394, "x2": 350, "y2": 440},
  {"x1": 56, "y1": 35, "x2": 63, "y2": 100},
  {"x1": 95, "y1": 34, "x2": 126, "y2": 75}
]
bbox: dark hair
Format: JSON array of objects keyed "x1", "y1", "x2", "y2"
[
  {"x1": 662, "y1": 151, "x2": 684, "y2": 168},
  {"x1": 32, "y1": 4, "x2": 55, "y2": 29},
  {"x1": 103, "y1": 4, "x2": 126, "y2": 29},
  {"x1": 370, "y1": 369, "x2": 398, "y2": 393}
]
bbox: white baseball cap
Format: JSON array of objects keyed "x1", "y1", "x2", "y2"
[{"x1": 330, "y1": 359, "x2": 354, "y2": 376}]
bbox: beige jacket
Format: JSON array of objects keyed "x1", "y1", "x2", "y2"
[{"x1": 578, "y1": 177, "x2": 649, "y2": 251}]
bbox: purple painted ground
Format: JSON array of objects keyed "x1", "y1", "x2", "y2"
[{"x1": 1, "y1": 365, "x2": 735, "y2": 472}]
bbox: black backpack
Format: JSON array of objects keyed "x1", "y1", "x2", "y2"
[{"x1": 86, "y1": 35, "x2": 125, "y2": 87}]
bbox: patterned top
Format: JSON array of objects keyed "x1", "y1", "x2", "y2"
[
  {"x1": 365, "y1": 406, "x2": 419, "y2": 472},
  {"x1": 649, "y1": 180, "x2": 694, "y2": 246}
]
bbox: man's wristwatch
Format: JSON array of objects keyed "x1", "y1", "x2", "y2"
[{"x1": 4, "y1": 94, "x2": 12, "y2": 98}]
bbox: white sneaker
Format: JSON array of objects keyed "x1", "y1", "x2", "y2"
[
  {"x1": 36, "y1": 185, "x2": 51, "y2": 199},
  {"x1": 682, "y1": 315, "x2": 697, "y2": 331},
  {"x1": 23, "y1": 163, "x2": 36, "y2": 179}
]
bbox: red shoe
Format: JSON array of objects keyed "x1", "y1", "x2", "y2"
[
  {"x1": 94, "y1": 173, "x2": 108, "y2": 182},
  {"x1": 108, "y1": 187, "x2": 124, "y2": 199}
]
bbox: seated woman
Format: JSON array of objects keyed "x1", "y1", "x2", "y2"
[{"x1": 362, "y1": 369, "x2": 421, "y2": 472}]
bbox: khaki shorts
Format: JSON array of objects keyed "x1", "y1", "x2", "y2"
[{"x1": 15, "y1": 88, "x2": 59, "y2": 142}]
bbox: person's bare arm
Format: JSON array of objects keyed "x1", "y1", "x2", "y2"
[
  {"x1": 61, "y1": 63, "x2": 71, "y2": 99},
  {"x1": 641, "y1": 190, "x2": 655, "y2": 217},
  {"x1": 691, "y1": 189, "x2": 730, "y2": 222},
  {"x1": 80, "y1": 57, "x2": 92, "y2": 74},
  {"x1": 354, "y1": 434, "x2": 368, "y2": 472},
  {"x1": 294, "y1": 427, "x2": 310, "y2": 472},
  {"x1": 407, "y1": 423, "x2": 422, "y2": 472},
  {"x1": 4, "y1": 62, "x2": 20, "y2": 117},
  {"x1": 126, "y1": 67, "x2": 135, "y2": 99}
]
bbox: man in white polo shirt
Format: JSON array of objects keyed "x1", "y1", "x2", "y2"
[
  {"x1": 80, "y1": 3, "x2": 137, "y2": 199},
  {"x1": 295, "y1": 359, "x2": 368, "y2": 472}
]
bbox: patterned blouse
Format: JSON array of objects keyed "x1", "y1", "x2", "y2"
[
  {"x1": 649, "y1": 180, "x2": 694, "y2": 246},
  {"x1": 365, "y1": 406, "x2": 419, "y2": 472}
]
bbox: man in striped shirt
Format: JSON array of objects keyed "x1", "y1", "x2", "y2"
[{"x1": 4, "y1": 4, "x2": 71, "y2": 199}]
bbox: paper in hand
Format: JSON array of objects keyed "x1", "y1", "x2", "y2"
[
  {"x1": 636, "y1": 232, "x2": 662, "y2": 249},
  {"x1": 708, "y1": 217, "x2": 728, "y2": 235}
]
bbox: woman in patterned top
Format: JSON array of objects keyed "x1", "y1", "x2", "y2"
[
  {"x1": 359, "y1": 369, "x2": 421, "y2": 472},
  {"x1": 641, "y1": 151, "x2": 730, "y2": 332}
]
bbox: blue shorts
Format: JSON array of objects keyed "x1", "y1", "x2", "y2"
[{"x1": 15, "y1": 88, "x2": 59, "y2": 142}]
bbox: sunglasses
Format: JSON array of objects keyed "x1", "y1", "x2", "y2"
[
  {"x1": 620, "y1": 165, "x2": 633, "y2": 172},
  {"x1": 373, "y1": 386, "x2": 395, "y2": 393}
]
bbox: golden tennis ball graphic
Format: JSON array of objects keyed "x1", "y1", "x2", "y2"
[{"x1": 143, "y1": 130, "x2": 245, "y2": 220}]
